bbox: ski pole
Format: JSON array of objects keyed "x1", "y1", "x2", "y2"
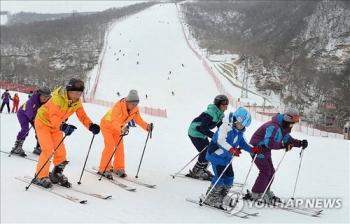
[
  {"x1": 259, "y1": 150, "x2": 288, "y2": 202},
  {"x1": 25, "y1": 135, "x2": 67, "y2": 190},
  {"x1": 77, "y1": 134, "x2": 95, "y2": 185},
  {"x1": 135, "y1": 126, "x2": 152, "y2": 178},
  {"x1": 98, "y1": 132, "x2": 127, "y2": 181},
  {"x1": 291, "y1": 147, "x2": 305, "y2": 200},
  {"x1": 199, "y1": 155, "x2": 235, "y2": 206},
  {"x1": 239, "y1": 153, "x2": 258, "y2": 195},
  {"x1": 9, "y1": 126, "x2": 33, "y2": 157},
  {"x1": 171, "y1": 145, "x2": 208, "y2": 179}
]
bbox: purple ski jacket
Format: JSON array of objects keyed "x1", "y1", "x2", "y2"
[
  {"x1": 249, "y1": 113, "x2": 301, "y2": 158},
  {"x1": 1, "y1": 91, "x2": 12, "y2": 103},
  {"x1": 17, "y1": 92, "x2": 45, "y2": 122}
]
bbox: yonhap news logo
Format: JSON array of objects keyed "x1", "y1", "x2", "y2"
[{"x1": 244, "y1": 198, "x2": 342, "y2": 209}]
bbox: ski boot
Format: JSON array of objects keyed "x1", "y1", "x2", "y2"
[
  {"x1": 97, "y1": 170, "x2": 113, "y2": 180},
  {"x1": 112, "y1": 169, "x2": 127, "y2": 178},
  {"x1": 50, "y1": 161, "x2": 71, "y2": 188},
  {"x1": 185, "y1": 161, "x2": 213, "y2": 181},
  {"x1": 266, "y1": 189, "x2": 281, "y2": 203},
  {"x1": 202, "y1": 185, "x2": 224, "y2": 209},
  {"x1": 11, "y1": 139, "x2": 27, "y2": 157},
  {"x1": 32, "y1": 141, "x2": 41, "y2": 155},
  {"x1": 33, "y1": 177, "x2": 53, "y2": 189}
]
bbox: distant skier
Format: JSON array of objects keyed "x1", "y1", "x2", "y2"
[
  {"x1": 182, "y1": 63, "x2": 184, "y2": 67},
  {"x1": 117, "y1": 92, "x2": 120, "y2": 97},
  {"x1": 0, "y1": 89, "x2": 13, "y2": 113},
  {"x1": 172, "y1": 91, "x2": 175, "y2": 96},
  {"x1": 186, "y1": 95, "x2": 229, "y2": 181},
  {"x1": 145, "y1": 94, "x2": 148, "y2": 99},
  {"x1": 137, "y1": 61, "x2": 139, "y2": 65},
  {"x1": 11, "y1": 93, "x2": 20, "y2": 113},
  {"x1": 119, "y1": 50, "x2": 121, "y2": 52},
  {"x1": 169, "y1": 71, "x2": 171, "y2": 75}
]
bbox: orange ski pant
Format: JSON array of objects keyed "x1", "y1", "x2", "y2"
[
  {"x1": 35, "y1": 119, "x2": 67, "y2": 179},
  {"x1": 98, "y1": 126, "x2": 125, "y2": 172}
]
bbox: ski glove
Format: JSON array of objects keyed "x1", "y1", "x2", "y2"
[
  {"x1": 282, "y1": 142, "x2": 293, "y2": 151},
  {"x1": 251, "y1": 146, "x2": 262, "y2": 155},
  {"x1": 89, "y1": 123, "x2": 100, "y2": 134},
  {"x1": 147, "y1": 123, "x2": 154, "y2": 132},
  {"x1": 122, "y1": 125, "x2": 129, "y2": 135},
  {"x1": 229, "y1": 148, "x2": 241, "y2": 157},
  {"x1": 300, "y1": 139, "x2": 308, "y2": 149},
  {"x1": 60, "y1": 123, "x2": 77, "y2": 136}
]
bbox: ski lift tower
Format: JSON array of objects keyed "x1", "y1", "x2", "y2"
[{"x1": 241, "y1": 56, "x2": 249, "y2": 98}]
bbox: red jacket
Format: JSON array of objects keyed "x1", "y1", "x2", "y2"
[{"x1": 13, "y1": 95, "x2": 20, "y2": 105}]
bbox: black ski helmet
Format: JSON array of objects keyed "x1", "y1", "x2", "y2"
[
  {"x1": 38, "y1": 86, "x2": 51, "y2": 96},
  {"x1": 214, "y1": 94, "x2": 229, "y2": 107}
]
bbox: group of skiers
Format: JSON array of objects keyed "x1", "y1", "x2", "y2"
[
  {"x1": 9, "y1": 78, "x2": 153, "y2": 189},
  {"x1": 0, "y1": 89, "x2": 20, "y2": 113},
  {"x1": 186, "y1": 94, "x2": 308, "y2": 209},
  {"x1": 6, "y1": 81, "x2": 307, "y2": 204}
]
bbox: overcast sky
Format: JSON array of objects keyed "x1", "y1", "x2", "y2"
[{"x1": 0, "y1": 0, "x2": 143, "y2": 14}]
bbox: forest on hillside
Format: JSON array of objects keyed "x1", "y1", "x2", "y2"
[{"x1": 180, "y1": 0, "x2": 350, "y2": 130}]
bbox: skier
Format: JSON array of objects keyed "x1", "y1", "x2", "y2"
[
  {"x1": 137, "y1": 61, "x2": 139, "y2": 65},
  {"x1": 33, "y1": 78, "x2": 100, "y2": 188},
  {"x1": 246, "y1": 107, "x2": 308, "y2": 204},
  {"x1": 0, "y1": 89, "x2": 13, "y2": 113},
  {"x1": 169, "y1": 71, "x2": 171, "y2": 75},
  {"x1": 117, "y1": 92, "x2": 120, "y2": 97},
  {"x1": 97, "y1": 89, "x2": 153, "y2": 179},
  {"x1": 203, "y1": 107, "x2": 261, "y2": 209},
  {"x1": 11, "y1": 93, "x2": 20, "y2": 113},
  {"x1": 172, "y1": 91, "x2": 175, "y2": 96},
  {"x1": 11, "y1": 86, "x2": 51, "y2": 157},
  {"x1": 182, "y1": 63, "x2": 184, "y2": 67},
  {"x1": 145, "y1": 94, "x2": 148, "y2": 99},
  {"x1": 186, "y1": 95, "x2": 229, "y2": 181}
]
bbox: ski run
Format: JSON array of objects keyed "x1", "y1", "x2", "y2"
[{"x1": 91, "y1": 166, "x2": 156, "y2": 188}]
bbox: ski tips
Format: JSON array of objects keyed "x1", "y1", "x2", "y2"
[{"x1": 79, "y1": 200, "x2": 88, "y2": 204}]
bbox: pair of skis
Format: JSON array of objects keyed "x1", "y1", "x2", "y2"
[
  {"x1": 1, "y1": 150, "x2": 39, "y2": 162},
  {"x1": 83, "y1": 166, "x2": 156, "y2": 191},
  {"x1": 186, "y1": 197, "x2": 258, "y2": 218},
  {"x1": 16, "y1": 176, "x2": 112, "y2": 204},
  {"x1": 242, "y1": 190, "x2": 323, "y2": 217}
]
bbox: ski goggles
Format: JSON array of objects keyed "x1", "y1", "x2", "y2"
[
  {"x1": 285, "y1": 114, "x2": 300, "y2": 123},
  {"x1": 67, "y1": 81, "x2": 85, "y2": 92},
  {"x1": 71, "y1": 81, "x2": 84, "y2": 89},
  {"x1": 220, "y1": 99, "x2": 229, "y2": 105}
]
